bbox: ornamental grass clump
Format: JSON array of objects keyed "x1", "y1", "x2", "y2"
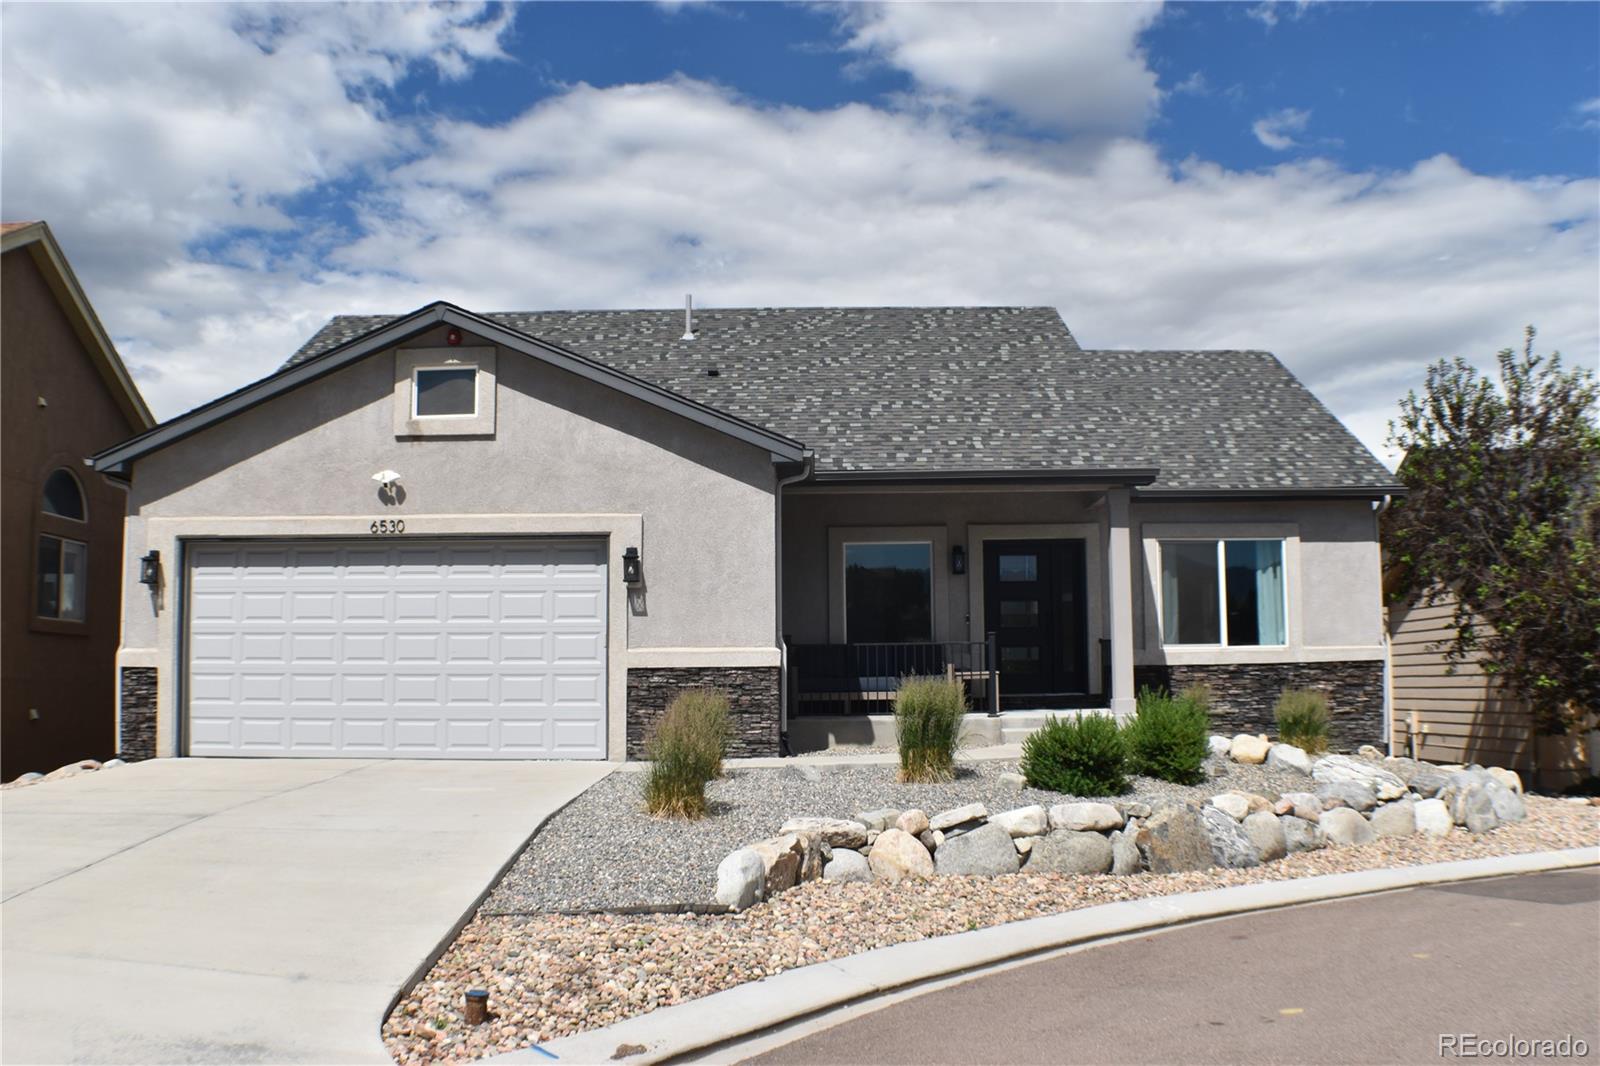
[
  {"x1": 1276, "y1": 687, "x2": 1332, "y2": 754},
  {"x1": 1019, "y1": 712, "x2": 1129, "y2": 796},
  {"x1": 1124, "y1": 685, "x2": 1211, "y2": 785},
  {"x1": 894, "y1": 675, "x2": 967, "y2": 783},
  {"x1": 642, "y1": 689, "x2": 730, "y2": 818}
]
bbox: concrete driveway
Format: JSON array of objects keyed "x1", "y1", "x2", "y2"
[{"x1": 1, "y1": 758, "x2": 610, "y2": 1065}]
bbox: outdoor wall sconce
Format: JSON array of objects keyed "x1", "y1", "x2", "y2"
[
  {"x1": 622, "y1": 547, "x2": 643, "y2": 585},
  {"x1": 139, "y1": 550, "x2": 162, "y2": 587},
  {"x1": 951, "y1": 544, "x2": 967, "y2": 575}
]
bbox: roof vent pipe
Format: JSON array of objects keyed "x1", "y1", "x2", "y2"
[{"x1": 682, "y1": 294, "x2": 696, "y2": 341}]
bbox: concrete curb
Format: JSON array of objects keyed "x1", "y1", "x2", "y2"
[{"x1": 490, "y1": 846, "x2": 1599, "y2": 1065}]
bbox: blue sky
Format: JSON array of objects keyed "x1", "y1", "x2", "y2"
[{"x1": 2, "y1": 1, "x2": 1596, "y2": 461}]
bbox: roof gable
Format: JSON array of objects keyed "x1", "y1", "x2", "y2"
[
  {"x1": 90, "y1": 302, "x2": 806, "y2": 473},
  {"x1": 2, "y1": 221, "x2": 154, "y2": 431}
]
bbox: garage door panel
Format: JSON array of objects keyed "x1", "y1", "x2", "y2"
[{"x1": 186, "y1": 539, "x2": 607, "y2": 758}]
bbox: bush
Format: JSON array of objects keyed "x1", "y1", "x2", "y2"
[
  {"x1": 1019, "y1": 712, "x2": 1129, "y2": 796},
  {"x1": 1275, "y1": 688, "x2": 1332, "y2": 753},
  {"x1": 1125, "y1": 686, "x2": 1211, "y2": 784},
  {"x1": 894, "y1": 676, "x2": 967, "y2": 783},
  {"x1": 642, "y1": 689, "x2": 730, "y2": 818}
]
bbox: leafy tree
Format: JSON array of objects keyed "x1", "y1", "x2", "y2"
[{"x1": 1384, "y1": 327, "x2": 1600, "y2": 734}]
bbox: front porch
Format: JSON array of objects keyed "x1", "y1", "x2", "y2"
[{"x1": 778, "y1": 476, "x2": 1145, "y2": 749}]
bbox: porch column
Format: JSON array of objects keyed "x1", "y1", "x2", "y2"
[{"x1": 1106, "y1": 487, "x2": 1137, "y2": 716}]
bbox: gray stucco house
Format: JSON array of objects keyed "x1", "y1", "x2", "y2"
[{"x1": 93, "y1": 302, "x2": 1402, "y2": 762}]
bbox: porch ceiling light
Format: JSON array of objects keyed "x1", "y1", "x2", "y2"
[{"x1": 951, "y1": 544, "x2": 967, "y2": 575}]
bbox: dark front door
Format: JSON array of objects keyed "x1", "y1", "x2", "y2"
[{"x1": 984, "y1": 539, "x2": 1088, "y2": 695}]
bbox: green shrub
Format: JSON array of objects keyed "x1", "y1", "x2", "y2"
[
  {"x1": 642, "y1": 689, "x2": 730, "y2": 818},
  {"x1": 1125, "y1": 686, "x2": 1211, "y2": 785},
  {"x1": 1019, "y1": 712, "x2": 1129, "y2": 796},
  {"x1": 1178, "y1": 681, "x2": 1214, "y2": 714},
  {"x1": 1275, "y1": 688, "x2": 1332, "y2": 754},
  {"x1": 894, "y1": 676, "x2": 967, "y2": 783}
]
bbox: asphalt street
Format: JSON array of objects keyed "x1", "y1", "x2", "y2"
[{"x1": 745, "y1": 868, "x2": 1600, "y2": 1065}]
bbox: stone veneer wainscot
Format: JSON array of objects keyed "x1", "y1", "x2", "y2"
[
  {"x1": 626, "y1": 666, "x2": 780, "y2": 759},
  {"x1": 1133, "y1": 661, "x2": 1384, "y2": 749},
  {"x1": 119, "y1": 666, "x2": 158, "y2": 761}
]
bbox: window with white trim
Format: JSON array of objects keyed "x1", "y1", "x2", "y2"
[
  {"x1": 844, "y1": 541, "x2": 933, "y2": 643},
  {"x1": 412, "y1": 366, "x2": 478, "y2": 418},
  {"x1": 1159, "y1": 539, "x2": 1286, "y2": 646}
]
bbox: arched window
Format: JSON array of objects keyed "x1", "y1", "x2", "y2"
[
  {"x1": 42, "y1": 468, "x2": 85, "y2": 521},
  {"x1": 38, "y1": 468, "x2": 87, "y2": 621}
]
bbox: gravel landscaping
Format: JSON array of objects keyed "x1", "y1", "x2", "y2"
[
  {"x1": 386, "y1": 794, "x2": 1598, "y2": 1066},
  {"x1": 483, "y1": 757, "x2": 1313, "y2": 913}
]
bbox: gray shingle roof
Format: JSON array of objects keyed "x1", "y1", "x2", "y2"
[{"x1": 285, "y1": 306, "x2": 1395, "y2": 491}]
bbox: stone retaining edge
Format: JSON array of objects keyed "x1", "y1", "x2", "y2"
[{"x1": 494, "y1": 846, "x2": 1600, "y2": 1065}]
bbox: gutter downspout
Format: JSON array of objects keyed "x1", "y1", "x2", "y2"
[
  {"x1": 775, "y1": 452, "x2": 815, "y2": 757},
  {"x1": 1375, "y1": 494, "x2": 1396, "y2": 755}
]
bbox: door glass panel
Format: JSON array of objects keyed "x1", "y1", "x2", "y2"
[
  {"x1": 999, "y1": 599, "x2": 1039, "y2": 628},
  {"x1": 844, "y1": 542, "x2": 933, "y2": 643},
  {"x1": 1000, "y1": 645, "x2": 1041, "y2": 673},
  {"x1": 997, "y1": 554, "x2": 1037, "y2": 582}
]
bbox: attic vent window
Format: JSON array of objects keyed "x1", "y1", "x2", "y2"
[{"x1": 413, "y1": 367, "x2": 477, "y2": 418}]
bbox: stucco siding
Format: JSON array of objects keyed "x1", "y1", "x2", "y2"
[{"x1": 1131, "y1": 498, "x2": 1385, "y2": 664}]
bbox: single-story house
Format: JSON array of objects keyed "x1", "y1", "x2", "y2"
[{"x1": 92, "y1": 302, "x2": 1402, "y2": 762}]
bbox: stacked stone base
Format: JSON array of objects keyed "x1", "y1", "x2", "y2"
[
  {"x1": 626, "y1": 666, "x2": 780, "y2": 759},
  {"x1": 1134, "y1": 660, "x2": 1383, "y2": 750},
  {"x1": 118, "y1": 667, "x2": 157, "y2": 762}
]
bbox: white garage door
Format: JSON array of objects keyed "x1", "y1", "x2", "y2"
[{"x1": 185, "y1": 539, "x2": 607, "y2": 758}]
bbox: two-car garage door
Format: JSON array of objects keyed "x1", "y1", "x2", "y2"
[{"x1": 185, "y1": 539, "x2": 607, "y2": 758}]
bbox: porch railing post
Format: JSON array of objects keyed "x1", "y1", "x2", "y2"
[{"x1": 985, "y1": 630, "x2": 999, "y2": 717}]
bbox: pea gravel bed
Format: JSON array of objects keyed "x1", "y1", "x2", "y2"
[
  {"x1": 386, "y1": 797, "x2": 1598, "y2": 1065},
  {"x1": 482, "y1": 758, "x2": 1312, "y2": 914}
]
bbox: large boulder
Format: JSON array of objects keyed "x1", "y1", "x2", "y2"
[
  {"x1": 896, "y1": 809, "x2": 930, "y2": 836},
  {"x1": 1487, "y1": 767, "x2": 1524, "y2": 794},
  {"x1": 1109, "y1": 819, "x2": 1143, "y2": 875},
  {"x1": 1414, "y1": 798, "x2": 1452, "y2": 837},
  {"x1": 1200, "y1": 806, "x2": 1261, "y2": 868},
  {"x1": 1027, "y1": 830, "x2": 1114, "y2": 875},
  {"x1": 997, "y1": 772, "x2": 1028, "y2": 790},
  {"x1": 1266, "y1": 744, "x2": 1313, "y2": 775},
  {"x1": 1313, "y1": 755, "x2": 1407, "y2": 801},
  {"x1": 1208, "y1": 735, "x2": 1232, "y2": 757},
  {"x1": 935, "y1": 822, "x2": 1022, "y2": 877},
  {"x1": 1382, "y1": 756, "x2": 1426, "y2": 782},
  {"x1": 1439, "y1": 770, "x2": 1523, "y2": 833},
  {"x1": 1407, "y1": 769, "x2": 1452, "y2": 799},
  {"x1": 822, "y1": 848, "x2": 871, "y2": 883},
  {"x1": 1489, "y1": 782, "x2": 1527, "y2": 824},
  {"x1": 1242, "y1": 811, "x2": 1287, "y2": 862},
  {"x1": 1230, "y1": 734, "x2": 1272, "y2": 764},
  {"x1": 1318, "y1": 807, "x2": 1376, "y2": 846},
  {"x1": 868, "y1": 829, "x2": 935, "y2": 881},
  {"x1": 1280, "y1": 815, "x2": 1326, "y2": 853},
  {"x1": 1117, "y1": 801, "x2": 1153, "y2": 821},
  {"x1": 1048, "y1": 802, "x2": 1123, "y2": 832},
  {"x1": 1369, "y1": 799, "x2": 1417, "y2": 838},
  {"x1": 780, "y1": 817, "x2": 868, "y2": 850},
  {"x1": 749, "y1": 833, "x2": 808, "y2": 892},
  {"x1": 929, "y1": 803, "x2": 988, "y2": 832},
  {"x1": 1135, "y1": 805, "x2": 1216, "y2": 874},
  {"x1": 1208, "y1": 793, "x2": 1252, "y2": 822},
  {"x1": 715, "y1": 848, "x2": 767, "y2": 909},
  {"x1": 856, "y1": 808, "x2": 903, "y2": 833},
  {"x1": 991, "y1": 805, "x2": 1048, "y2": 838},
  {"x1": 1277, "y1": 792, "x2": 1324, "y2": 821},
  {"x1": 1315, "y1": 781, "x2": 1379, "y2": 813}
]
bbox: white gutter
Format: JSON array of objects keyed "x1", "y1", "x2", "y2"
[{"x1": 774, "y1": 452, "x2": 815, "y2": 753}]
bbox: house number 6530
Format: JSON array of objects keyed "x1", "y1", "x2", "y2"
[{"x1": 369, "y1": 519, "x2": 406, "y2": 534}]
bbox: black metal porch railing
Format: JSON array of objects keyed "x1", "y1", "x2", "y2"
[{"x1": 788, "y1": 634, "x2": 1000, "y2": 717}]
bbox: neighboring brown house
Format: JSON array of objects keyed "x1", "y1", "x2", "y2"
[
  {"x1": 1387, "y1": 585, "x2": 1595, "y2": 789},
  {"x1": 2, "y1": 221, "x2": 153, "y2": 779}
]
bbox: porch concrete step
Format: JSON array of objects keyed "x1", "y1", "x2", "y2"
[{"x1": 997, "y1": 709, "x2": 1119, "y2": 746}]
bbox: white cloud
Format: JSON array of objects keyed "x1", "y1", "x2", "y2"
[
  {"x1": 1253, "y1": 107, "x2": 1312, "y2": 150},
  {"x1": 1575, "y1": 97, "x2": 1600, "y2": 131},
  {"x1": 837, "y1": 2, "x2": 1163, "y2": 135},
  {"x1": 2, "y1": 4, "x2": 1596, "y2": 470},
  {"x1": 1174, "y1": 71, "x2": 1210, "y2": 96}
]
